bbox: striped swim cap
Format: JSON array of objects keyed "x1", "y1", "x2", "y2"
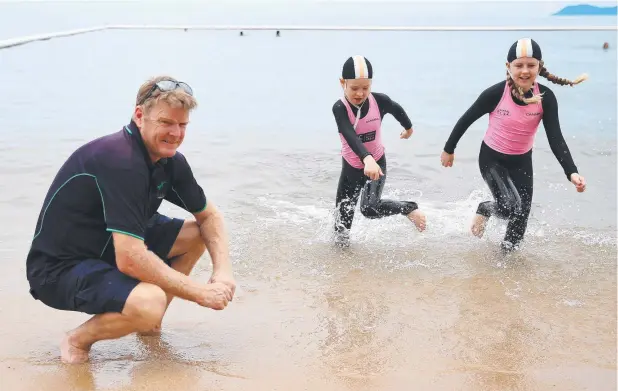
[
  {"x1": 507, "y1": 38, "x2": 542, "y2": 62},
  {"x1": 341, "y1": 55, "x2": 373, "y2": 79}
]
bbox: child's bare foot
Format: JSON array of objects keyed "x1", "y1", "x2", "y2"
[
  {"x1": 471, "y1": 214, "x2": 489, "y2": 238},
  {"x1": 407, "y1": 209, "x2": 426, "y2": 232},
  {"x1": 60, "y1": 332, "x2": 90, "y2": 364}
]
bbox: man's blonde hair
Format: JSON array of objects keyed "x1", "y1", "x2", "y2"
[{"x1": 136, "y1": 75, "x2": 197, "y2": 112}]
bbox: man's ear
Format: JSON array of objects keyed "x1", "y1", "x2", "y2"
[{"x1": 134, "y1": 106, "x2": 144, "y2": 127}]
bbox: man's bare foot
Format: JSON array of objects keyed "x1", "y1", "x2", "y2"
[
  {"x1": 407, "y1": 209, "x2": 426, "y2": 232},
  {"x1": 60, "y1": 333, "x2": 90, "y2": 364},
  {"x1": 138, "y1": 325, "x2": 162, "y2": 336},
  {"x1": 471, "y1": 214, "x2": 489, "y2": 238}
]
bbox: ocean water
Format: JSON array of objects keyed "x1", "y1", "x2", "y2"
[{"x1": 0, "y1": 2, "x2": 616, "y2": 391}]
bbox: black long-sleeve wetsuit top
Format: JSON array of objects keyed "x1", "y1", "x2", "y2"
[
  {"x1": 443, "y1": 81, "x2": 578, "y2": 180},
  {"x1": 332, "y1": 92, "x2": 413, "y2": 163}
]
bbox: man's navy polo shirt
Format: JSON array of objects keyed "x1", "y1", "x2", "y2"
[{"x1": 26, "y1": 120, "x2": 207, "y2": 286}]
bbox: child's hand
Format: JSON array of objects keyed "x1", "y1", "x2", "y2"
[{"x1": 400, "y1": 128, "x2": 413, "y2": 139}]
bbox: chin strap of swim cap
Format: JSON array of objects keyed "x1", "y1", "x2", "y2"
[
  {"x1": 341, "y1": 55, "x2": 373, "y2": 129},
  {"x1": 351, "y1": 99, "x2": 365, "y2": 129}
]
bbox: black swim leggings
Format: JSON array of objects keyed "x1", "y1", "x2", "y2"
[
  {"x1": 476, "y1": 142, "x2": 533, "y2": 247},
  {"x1": 334, "y1": 154, "x2": 418, "y2": 233}
]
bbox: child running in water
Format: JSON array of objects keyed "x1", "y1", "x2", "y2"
[
  {"x1": 332, "y1": 55, "x2": 426, "y2": 246},
  {"x1": 441, "y1": 38, "x2": 587, "y2": 252}
]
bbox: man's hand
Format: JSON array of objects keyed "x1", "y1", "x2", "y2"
[
  {"x1": 196, "y1": 282, "x2": 233, "y2": 310},
  {"x1": 400, "y1": 127, "x2": 413, "y2": 139},
  {"x1": 208, "y1": 270, "x2": 237, "y2": 300},
  {"x1": 194, "y1": 201, "x2": 236, "y2": 299}
]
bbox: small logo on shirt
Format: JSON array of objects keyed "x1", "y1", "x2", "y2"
[
  {"x1": 155, "y1": 181, "x2": 169, "y2": 199},
  {"x1": 526, "y1": 112, "x2": 541, "y2": 116},
  {"x1": 358, "y1": 130, "x2": 377, "y2": 143},
  {"x1": 366, "y1": 117, "x2": 380, "y2": 124},
  {"x1": 497, "y1": 109, "x2": 510, "y2": 116}
]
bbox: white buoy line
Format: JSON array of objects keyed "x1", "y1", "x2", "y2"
[
  {"x1": 1, "y1": 24, "x2": 617, "y2": 50},
  {"x1": 0, "y1": 26, "x2": 107, "y2": 49}
]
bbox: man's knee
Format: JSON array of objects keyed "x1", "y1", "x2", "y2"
[
  {"x1": 123, "y1": 283, "x2": 167, "y2": 332},
  {"x1": 169, "y1": 220, "x2": 206, "y2": 260},
  {"x1": 185, "y1": 221, "x2": 207, "y2": 256}
]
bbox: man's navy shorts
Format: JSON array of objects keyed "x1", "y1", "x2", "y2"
[{"x1": 29, "y1": 213, "x2": 185, "y2": 315}]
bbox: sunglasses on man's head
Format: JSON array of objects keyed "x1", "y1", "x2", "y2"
[{"x1": 138, "y1": 80, "x2": 194, "y2": 105}]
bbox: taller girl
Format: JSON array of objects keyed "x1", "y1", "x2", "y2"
[{"x1": 441, "y1": 38, "x2": 588, "y2": 252}]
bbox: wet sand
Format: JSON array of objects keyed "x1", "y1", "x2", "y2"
[{"x1": 2, "y1": 233, "x2": 615, "y2": 391}]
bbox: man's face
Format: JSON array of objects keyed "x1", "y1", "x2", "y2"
[{"x1": 134, "y1": 101, "x2": 190, "y2": 162}]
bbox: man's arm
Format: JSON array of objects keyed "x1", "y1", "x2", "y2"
[
  {"x1": 113, "y1": 233, "x2": 231, "y2": 309},
  {"x1": 193, "y1": 201, "x2": 233, "y2": 277},
  {"x1": 94, "y1": 158, "x2": 229, "y2": 308},
  {"x1": 194, "y1": 201, "x2": 236, "y2": 298},
  {"x1": 113, "y1": 233, "x2": 203, "y2": 301},
  {"x1": 165, "y1": 153, "x2": 236, "y2": 293},
  {"x1": 94, "y1": 162, "x2": 203, "y2": 302}
]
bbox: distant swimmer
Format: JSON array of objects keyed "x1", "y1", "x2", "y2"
[
  {"x1": 240, "y1": 31, "x2": 244, "y2": 36},
  {"x1": 276, "y1": 30, "x2": 280, "y2": 37},
  {"x1": 603, "y1": 42, "x2": 609, "y2": 50},
  {"x1": 440, "y1": 38, "x2": 588, "y2": 252},
  {"x1": 332, "y1": 55, "x2": 426, "y2": 247}
]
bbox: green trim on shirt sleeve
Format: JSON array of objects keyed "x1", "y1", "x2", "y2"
[
  {"x1": 106, "y1": 228, "x2": 145, "y2": 241},
  {"x1": 194, "y1": 199, "x2": 207, "y2": 214}
]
